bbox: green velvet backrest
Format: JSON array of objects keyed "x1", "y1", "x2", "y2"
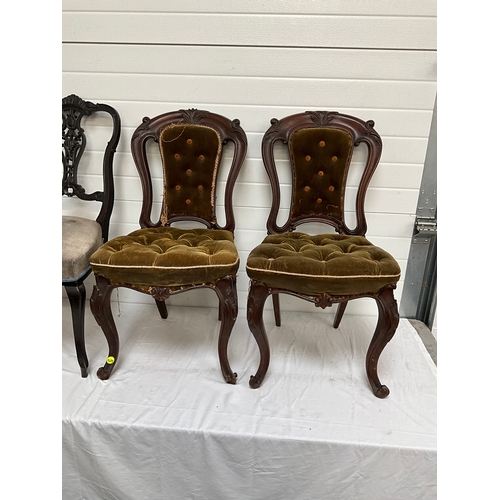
[
  {"x1": 261, "y1": 111, "x2": 382, "y2": 236},
  {"x1": 289, "y1": 127, "x2": 353, "y2": 222},
  {"x1": 159, "y1": 124, "x2": 221, "y2": 224},
  {"x1": 131, "y1": 109, "x2": 247, "y2": 232}
]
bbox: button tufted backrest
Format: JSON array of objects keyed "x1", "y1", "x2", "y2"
[
  {"x1": 159, "y1": 124, "x2": 221, "y2": 224},
  {"x1": 131, "y1": 109, "x2": 247, "y2": 232},
  {"x1": 261, "y1": 111, "x2": 382, "y2": 236},
  {"x1": 289, "y1": 127, "x2": 353, "y2": 222}
]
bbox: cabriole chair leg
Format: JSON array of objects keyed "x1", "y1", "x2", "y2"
[
  {"x1": 215, "y1": 275, "x2": 238, "y2": 384},
  {"x1": 247, "y1": 280, "x2": 271, "y2": 388},
  {"x1": 90, "y1": 275, "x2": 119, "y2": 381},
  {"x1": 366, "y1": 286, "x2": 399, "y2": 398}
]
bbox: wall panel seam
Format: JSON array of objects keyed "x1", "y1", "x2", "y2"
[{"x1": 62, "y1": 41, "x2": 437, "y2": 53}]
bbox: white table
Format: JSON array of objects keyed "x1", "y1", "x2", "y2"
[{"x1": 63, "y1": 299, "x2": 437, "y2": 500}]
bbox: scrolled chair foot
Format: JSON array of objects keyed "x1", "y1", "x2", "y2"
[
  {"x1": 96, "y1": 356, "x2": 117, "y2": 380},
  {"x1": 249, "y1": 374, "x2": 264, "y2": 389},
  {"x1": 96, "y1": 366, "x2": 111, "y2": 380},
  {"x1": 224, "y1": 372, "x2": 238, "y2": 385},
  {"x1": 373, "y1": 384, "x2": 390, "y2": 399}
]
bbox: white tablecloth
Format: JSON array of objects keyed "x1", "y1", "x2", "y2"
[{"x1": 62, "y1": 299, "x2": 437, "y2": 500}]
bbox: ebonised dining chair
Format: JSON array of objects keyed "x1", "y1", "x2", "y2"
[{"x1": 62, "y1": 94, "x2": 121, "y2": 377}]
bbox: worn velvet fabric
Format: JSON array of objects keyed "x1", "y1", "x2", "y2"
[
  {"x1": 246, "y1": 233, "x2": 400, "y2": 295},
  {"x1": 62, "y1": 216, "x2": 102, "y2": 280},
  {"x1": 159, "y1": 124, "x2": 221, "y2": 225},
  {"x1": 289, "y1": 128, "x2": 353, "y2": 221},
  {"x1": 90, "y1": 227, "x2": 239, "y2": 287}
]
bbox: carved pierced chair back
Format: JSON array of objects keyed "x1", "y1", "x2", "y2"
[
  {"x1": 131, "y1": 109, "x2": 247, "y2": 232},
  {"x1": 62, "y1": 94, "x2": 121, "y2": 242},
  {"x1": 62, "y1": 94, "x2": 121, "y2": 378},
  {"x1": 261, "y1": 110, "x2": 382, "y2": 236}
]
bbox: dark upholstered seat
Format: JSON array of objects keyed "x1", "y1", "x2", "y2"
[
  {"x1": 247, "y1": 233, "x2": 400, "y2": 296},
  {"x1": 62, "y1": 95, "x2": 120, "y2": 377},
  {"x1": 89, "y1": 109, "x2": 247, "y2": 383},
  {"x1": 246, "y1": 111, "x2": 401, "y2": 398},
  {"x1": 91, "y1": 227, "x2": 239, "y2": 287}
]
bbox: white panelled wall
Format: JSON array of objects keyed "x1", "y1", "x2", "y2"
[{"x1": 62, "y1": 0, "x2": 437, "y2": 317}]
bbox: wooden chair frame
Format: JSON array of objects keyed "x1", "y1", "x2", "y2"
[
  {"x1": 90, "y1": 109, "x2": 247, "y2": 382},
  {"x1": 246, "y1": 111, "x2": 399, "y2": 397},
  {"x1": 62, "y1": 94, "x2": 121, "y2": 377}
]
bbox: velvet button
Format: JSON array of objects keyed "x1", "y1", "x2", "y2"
[
  {"x1": 316, "y1": 198, "x2": 322, "y2": 204},
  {"x1": 186, "y1": 199, "x2": 191, "y2": 205},
  {"x1": 187, "y1": 139, "x2": 193, "y2": 145},
  {"x1": 174, "y1": 153, "x2": 181, "y2": 159},
  {"x1": 332, "y1": 156, "x2": 338, "y2": 162},
  {"x1": 329, "y1": 186, "x2": 335, "y2": 192},
  {"x1": 199, "y1": 155, "x2": 205, "y2": 161},
  {"x1": 304, "y1": 186, "x2": 310, "y2": 192},
  {"x1": 318, "y1": 171, "x2": 324, "y2": 176},
  {"x1": 305, "y1": 155, "x2": 311, "y2": 161},
  {"x1": 319, "y1": 141, "x2": 325, "y2": 147},
  {"x1": 198, "y1": 185, "x2": 204, "y2": 191},
  {"x1": 186, "y1": 169, "x2": 192, "y2": 175},
  {"x1": 175, "y1": 185, "x2": 181, "y2": 190}
]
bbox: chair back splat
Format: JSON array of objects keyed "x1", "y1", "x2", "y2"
[
  {"x1": 246, "y1": 111, "x2": 401, "y2": 398},
  {"x1": 62, "y1": 94, "x2": 121, "y2": 377},
  {"x1": 89, "y1": 109, "x2": 247, "y2": 383},
  {"x1": 262, "y1": 110, "x2": 382, "y2": 236}
]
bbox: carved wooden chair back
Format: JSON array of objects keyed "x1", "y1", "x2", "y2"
[
  {"x1": 62, "y1": 94, "x2": 121, "y2": 242},
  {"x1": 62, "y1": 94, "x2": 121, "y2": 377},
  {"x1": 89, "y1": 109, "x2": 247, "y2": 383},
  {"x1": 246, "y1": 111, "x2": 401, "y2": 397},
  {"x1": 131, "y1": 109, "x2": 247, "y2": 231},
  {"x1": 262, "y1": 110, "x2": 382, "y2": 236}
]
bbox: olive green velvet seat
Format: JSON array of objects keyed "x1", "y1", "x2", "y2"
[
  {"x1": 247, "y1": 233, "x2": 400, "y2": 296},
  {"x1": 91, "y1": 227, "x2": 239, "y2": 288},
  {"x1": 62, "y1": 95, "x2": 121, "y2": 378},
  {"x1": 246, "y1": 111, "x2": 401, "y2": 398},
  {"x1": 89, "y1": 109, "x2": 247, "y2": 383}
]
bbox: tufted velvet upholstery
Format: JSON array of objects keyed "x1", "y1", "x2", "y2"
[
  {"x1": 88, "y1": 109, "x2": 247, "y2": 383},
  {"x1": 246, "y1": 233, "x2": 400, "y2": 296},
  {"x1": 290, "y1": 128, "x2": 352, "y2": 221},
  {"x1": 245, "y1": 111, "x2": 401, "y2": 397},
  {"x1": 159, "y1": 124, "x2": 221, "y2": 224},
  {"x1": 90, "y1": 227, "x2": 239, "y2": 287},
  {"x1": 92, "y1": 121, "x2": 234, "y2": 287}
]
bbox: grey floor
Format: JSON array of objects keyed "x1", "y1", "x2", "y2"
[{"x1": 408, "y1": 319, "x2": 437, "y2": 365}]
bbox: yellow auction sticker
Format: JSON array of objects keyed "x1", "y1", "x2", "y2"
[{"x1": 106, "y1": 356, "x2": 115, "y2": 364}]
